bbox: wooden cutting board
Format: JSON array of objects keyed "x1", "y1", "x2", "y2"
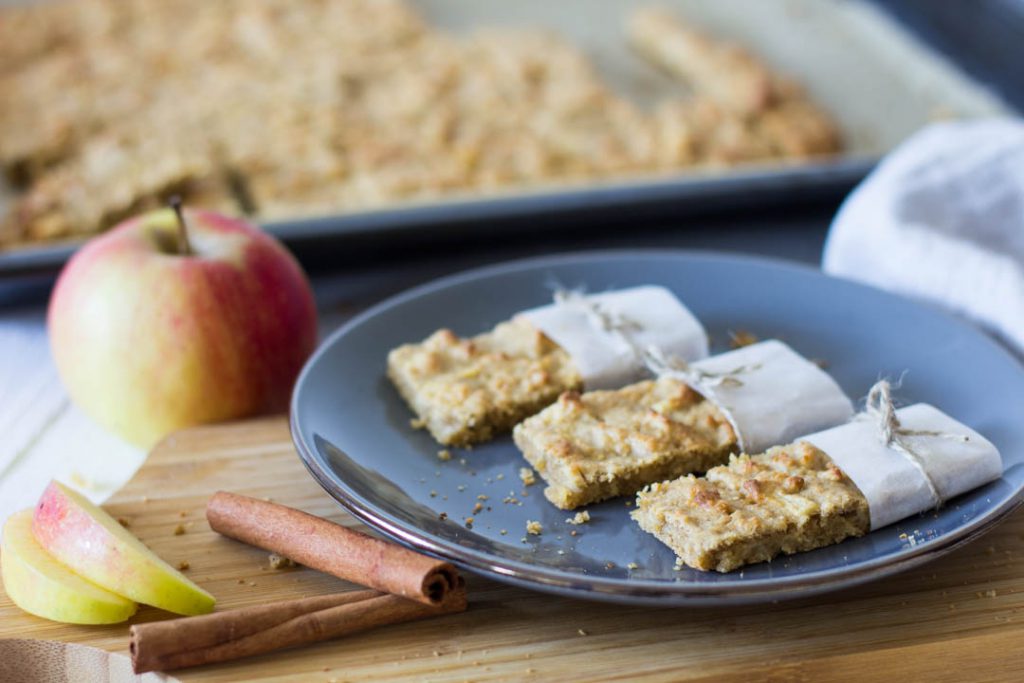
[{"x1": 2, "y1": 416, "x2": 1023, "y2": 682}]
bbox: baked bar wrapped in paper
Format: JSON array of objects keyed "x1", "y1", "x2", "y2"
[
  {"x1": 387, "y1": 286, "x2": 706, "y2": 446},
  {"x1": 514, "y1": 339, "x2": 852, "y2": 508},
  {"x1": 513, "y1": 378, "x2": 737, "y2": 509},
  {"x1": 803, "y1": 400, "x2": 1002, "y2": 530},
  {"x1": 633, "y1": 382, "x2": 1002, "y2": 571},
  {"x1": 682, "y1": 339, "x2": 854, "y2": 454},
  {"x1": 518, "y1": 285, "x2": 708, "y2": 390}
]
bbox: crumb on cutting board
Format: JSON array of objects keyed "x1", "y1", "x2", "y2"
[{"x1": 268, "y1": 553, "x2": 298, "y2": 570}]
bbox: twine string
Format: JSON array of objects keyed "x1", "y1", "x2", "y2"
[
  {"x1": 863, "y1": 380, "x2": 968, "y2": 509},
  {"x1": 641, "y1": 345, "x2": 758, "y2": 389},
  {"x1": 552, "y1": 289, "x2": 756, "y2": 387}
]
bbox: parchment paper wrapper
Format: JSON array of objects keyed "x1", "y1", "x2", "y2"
[
  {"x1": 689, "y1": 340, "x2": 854, "y2": 454},
  {"x1": 803, "y1": 403, "x2": 1002, "y2": 529},
  {"x1": 519, "y1": 285, "x2": 707, "y2": 390}
]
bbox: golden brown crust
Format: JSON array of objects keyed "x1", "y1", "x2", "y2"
[
  {"x1": 387, "y1": 319, "x2": 582, "y2": 447},
  {"x1": 632, "y1": 442, "x2": 870, "y2": 572},
  {"x1": 513, "y1": 377, "x2": 737, "y2": 509}
]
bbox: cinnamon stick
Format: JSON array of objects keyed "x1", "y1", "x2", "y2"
[
  {"x1": 206, "y1": 491, "x2": 459, "y2": 605},
  {"x1": 131, "y1": 587, "x2": 468, "y2": 673}
]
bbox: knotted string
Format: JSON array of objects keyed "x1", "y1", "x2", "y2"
[
  {"x1": 552, "y1": 289, "x2": 756, "y2": 387},
  {"x1": 553, "y1": 288, "x2": 643, "y2": 344},
  {"x1": 641, "y1": 345, "x2": 759, "y2": 389},
  {"x1": 863, "y1": 380, "x2": 969, "y2": 510}
]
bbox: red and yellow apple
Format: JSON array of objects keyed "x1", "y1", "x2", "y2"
[
  {"x1": 32, "y1": 481, "x2": 215, "y2": 616},
  {"x1": 2, "y1": 509, "x2": 138, "y2": 624},
  {"x1": 48, "y1": 205, "x2": 317, "y2": 449}
]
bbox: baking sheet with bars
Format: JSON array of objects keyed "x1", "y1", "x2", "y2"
[{"x1": 0, "y1": 0, "x2": 1011, "y2": 276}]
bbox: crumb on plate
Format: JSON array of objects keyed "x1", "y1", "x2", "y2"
[{"x1": 566, "y1": 511, "x2": 591, "y2": 525}]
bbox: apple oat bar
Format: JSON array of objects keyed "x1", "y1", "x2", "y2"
[
  {"x1": 513, "y1": 377, "x2": 737, "y2": 509},
  {"x1": 632, "y1": 441, "x2": 869, "y2": 572},
  {"x1": 630, "y1": 7, "x2": 840, "y2": 159},
  {"x1": 387, "y1": 318, "x2": 582, "y2": 447}
]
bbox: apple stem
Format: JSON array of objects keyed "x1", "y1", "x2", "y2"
[{"x1": 169, "y1": 196, "x2": 193, "y2": 257}]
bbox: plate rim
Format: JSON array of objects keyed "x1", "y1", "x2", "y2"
[{"x1": 290, "y1": 248, "x2": 1024, "y2": 604}]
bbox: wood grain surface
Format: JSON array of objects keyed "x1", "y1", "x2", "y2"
[{"x1": 1, "y1": 416, "x2": 1022, "y2": 682}]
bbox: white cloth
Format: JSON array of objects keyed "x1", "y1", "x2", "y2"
[
  {"x1": 519, "y1": 285, "x2": 708, "y2": 389},
  {"x1": 803, "y1": 403, "x2": 1002, "y2": 529},
  {"x1": 687, "y1": 340, "x2": 854, "y2": 454},
  {"x1": 823, "y1": 119, "x2": 1024, "y2": 356},
  {"x1": 0, "y1": 313, "x2": 145, "y2": 526}
]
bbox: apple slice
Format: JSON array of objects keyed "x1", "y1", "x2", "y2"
[
  {"x1": 32, "y1": 481, "x2": 215, "y2": 616},
  {"x1": 2, "y1": 509, "x2": 137, "y2": 624}
]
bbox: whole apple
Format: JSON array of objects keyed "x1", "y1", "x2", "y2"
[{"x1": 48, "y1": 205, "x2": 318, "y2": 449}]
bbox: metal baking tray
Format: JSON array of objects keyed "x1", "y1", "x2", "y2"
[{"x1": 0, "y1": 0, "x2": 1012, "y2": 277}]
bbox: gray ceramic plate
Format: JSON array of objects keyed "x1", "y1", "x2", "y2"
[{"x1": 291, "y1": 251, "x2": 1024, "y2": 605}]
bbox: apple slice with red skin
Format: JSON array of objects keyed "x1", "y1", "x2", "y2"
[
  {"x1": 2, "y1": 509, "x2": 138, "y2": 624},
  {"x1": 32, "y1": 481, "x2": 215, "y2": 616}
]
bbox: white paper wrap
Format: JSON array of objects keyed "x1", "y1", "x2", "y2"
[
  {"x1": 689, "y1": 340, "x2": 854, "y2": 454},
  {"x1": 802, "y1": 403, "x2": 1002, "y2": 530},
  {"x1": 518, "y1": 286, "x2": 708, "y2": 390}
]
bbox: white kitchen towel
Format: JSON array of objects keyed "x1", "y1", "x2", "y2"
[{"x1": 823, "y1": 118, "x2": 1024, "y2": 356}]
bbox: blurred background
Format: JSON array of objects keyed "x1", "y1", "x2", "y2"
[{"x1": 0, "y1": 0, "x2": 1020, "y2": 304}]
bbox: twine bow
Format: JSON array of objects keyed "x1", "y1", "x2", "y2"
[
  {"x1": 863, "y1": 380, "x2": 968, "y2": 510},
  {"x1": 552, "y1": 289, "x2": 756, "y2": 387},
  {"x1": 641, "y1": 345, "x2": 758, "y2": 389},
  {"x1": 553, "y1": 289, "x2": 644, "y2": 341}
]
